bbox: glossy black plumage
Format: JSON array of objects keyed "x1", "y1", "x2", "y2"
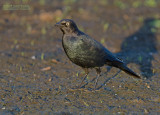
[{"x1": 55, "y1": 19, "x2": 140, "y2": 89}]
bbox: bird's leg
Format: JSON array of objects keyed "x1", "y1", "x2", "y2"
[
  {"x1": 78, "y1": 68, "x2": 89, "y2": 88},
  {"x1": 94, "y1": 67, "x2": 101, "y2": 90}
]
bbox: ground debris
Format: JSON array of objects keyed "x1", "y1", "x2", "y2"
[
  {"x1": 41, "y1": 66, "x2": 51, "y2": 71},
  {"x1": 51, "y1": 59, "x2": 60, "y2": 64}
]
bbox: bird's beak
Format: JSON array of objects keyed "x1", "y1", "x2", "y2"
[{"x1": 55, "y1": 22, "x2": 61, "y2": 27}]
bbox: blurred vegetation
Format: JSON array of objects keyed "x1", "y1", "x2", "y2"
[
  {"x1": 144, "y1": 0, "x2": 157, "y2": 7},
  {"x1": 114, "y1": 0, "x2": 127, "y2": 9},
  {"x1": 150, "y1": 19, "x2": 160, "y2": 28},
  {"x1": 63, "y1": 0, "x2": 77, "y2": 5},
  {"x1": 132, "y1": 1, "x2": 142, "y2": 8}
]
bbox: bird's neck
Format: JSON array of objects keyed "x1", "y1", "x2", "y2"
[{"x1": 63, "y1": 29, "x2": 83, "y2": 36}]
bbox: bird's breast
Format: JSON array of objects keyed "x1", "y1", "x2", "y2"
[{"x1": 62, "y1": 36, "x2": 83, "y2": 59}]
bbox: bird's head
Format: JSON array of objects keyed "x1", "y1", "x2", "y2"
[{"x1": 55, "y1": 19, "x2": 79, "y2": 34}]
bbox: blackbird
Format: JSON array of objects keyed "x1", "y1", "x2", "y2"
[{"x1": 55, "y1": 19, "x2": 140, "y2": 89}]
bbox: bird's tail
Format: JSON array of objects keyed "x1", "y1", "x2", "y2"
[{"x1": 113, "y1": 61, "x2": 141, "y2": 79}]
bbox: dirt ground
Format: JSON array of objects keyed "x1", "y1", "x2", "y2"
[{"x1": 0, "y1": 0, "x2": 160, "y2": 114}]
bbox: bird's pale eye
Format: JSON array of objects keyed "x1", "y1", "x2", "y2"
[{"x1": 66, "y1": 22, "x2": 70, "y2": 26}]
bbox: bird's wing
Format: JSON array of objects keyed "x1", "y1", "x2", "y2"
[{"x1": 79, "y1": 34, "x2": 120, "y2": 63}]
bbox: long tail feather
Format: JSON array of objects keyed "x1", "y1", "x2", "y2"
[
  {"x1": 119, "y1": 64, "x2": 141, "y2": 79},
  {"x1": 112, "y1": 61, "x2": 141, "y2": 79}
]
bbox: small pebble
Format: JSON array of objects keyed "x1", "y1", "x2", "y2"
[{"x1": 31, "y1": 56, "x2": 36, "y2": 60}]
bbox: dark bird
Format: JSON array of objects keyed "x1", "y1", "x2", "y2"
[{"x1": 55, "y1": 19, "x2": 140, "y2": 89}]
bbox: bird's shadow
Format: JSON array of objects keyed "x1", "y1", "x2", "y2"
[{"x1": 116, "y1": 18, "x2": 158, "y2": 79}]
